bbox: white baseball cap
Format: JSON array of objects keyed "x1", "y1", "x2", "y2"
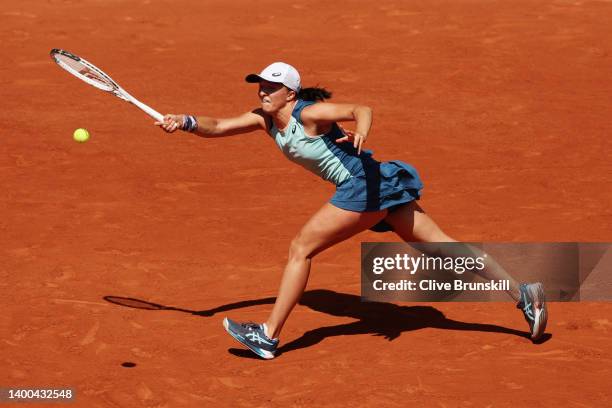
[{"x1": 245, "y1": 62, "x2": 301, "y2": 92}]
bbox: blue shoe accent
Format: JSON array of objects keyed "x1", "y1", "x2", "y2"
[{"x1": 223, "y1": 317, "x2": 279, "y2": 359}]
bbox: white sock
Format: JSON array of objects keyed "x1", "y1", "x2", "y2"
[{"x1": 262, "y1": 323, "x2": 275, "y2": 340}]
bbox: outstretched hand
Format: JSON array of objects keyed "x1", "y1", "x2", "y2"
[
  {"x1": 336, "y1": 126, "x2": 367, "y2": 154},
  {"x1": 154, "y1": 114, "x2": 185, "y2": 133}
]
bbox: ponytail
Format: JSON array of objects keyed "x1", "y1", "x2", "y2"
[{"x1": 297, "y1": 86, "x2": 332, "y2": 102}]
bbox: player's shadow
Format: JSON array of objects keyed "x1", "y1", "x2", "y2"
[
  {"x1": 285, "y1": 290, "x2": 552, "y2": 355},
  {"x1": 104, "y1": 289, "x2": 551, "y2": 357}
]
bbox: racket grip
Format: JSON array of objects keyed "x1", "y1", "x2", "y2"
[{"x1": 130, "y1": 97, "x2": 164, "y2": 122}]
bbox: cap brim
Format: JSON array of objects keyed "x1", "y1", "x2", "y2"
[
  {"x1": 245, "y1": 74, "x2": 263, "y2": 83},
  {"x1": 245, "y1": 73, "x2": 286, "y2": 85}
]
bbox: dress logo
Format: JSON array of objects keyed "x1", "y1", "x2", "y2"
[{"x1": 292, "y1": 124, "x2": 296, "y2": 134}]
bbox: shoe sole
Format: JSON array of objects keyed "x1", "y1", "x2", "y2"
[
  {"x1": 223, "y1": 318, "x2": 276, "y2": 360},
  {"x1": 526, "y1": 283, "x2": 548, "y2": 340}
]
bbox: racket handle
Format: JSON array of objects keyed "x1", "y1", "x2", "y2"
[{"x1": 129, "y1": 98, "x2": 164, "y2": 122}]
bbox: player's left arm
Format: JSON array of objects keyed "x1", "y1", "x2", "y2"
[{"x1": 300, "y1": 103, "x2": 372, "y2": 154}]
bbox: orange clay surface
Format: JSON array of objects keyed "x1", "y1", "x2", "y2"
[{"x1": 1, "y1": 0, "x2": 611, "y2": 406}]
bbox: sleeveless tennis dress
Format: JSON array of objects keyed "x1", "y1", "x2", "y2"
[{"x1": 267, "y1": 100, "x2": 423, "y2": 232}]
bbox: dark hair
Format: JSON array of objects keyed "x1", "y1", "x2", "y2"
[{"x1": 297, "y1": 87, "x2": 332, "y2": 102}]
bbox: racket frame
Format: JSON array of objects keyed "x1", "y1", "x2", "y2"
[{"x1": 50, "y1": 48, "x2": 164, "y2": 122}]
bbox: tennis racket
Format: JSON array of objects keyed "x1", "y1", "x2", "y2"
[{"x1": 50, "y1": 48, "x2": 163, "y2": 122}]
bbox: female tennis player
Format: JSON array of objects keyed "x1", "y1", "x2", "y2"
[{"x1": 155, "y1": 62, "x2": 548, "y2": 359}]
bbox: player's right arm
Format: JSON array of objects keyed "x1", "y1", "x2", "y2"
[{"x1": 155, "y1": 109, "x2": 267, "y2": 137}]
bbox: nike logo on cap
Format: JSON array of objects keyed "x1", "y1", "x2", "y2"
[{"x1": 272, "y1": 72, "x2": 282, "y2": 77}]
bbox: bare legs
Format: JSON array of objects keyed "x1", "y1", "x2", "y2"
[
  {"x1": 384, "y1": 202, "x2": 520, "y2": 301},
  {"x1": 264, "y1": 201, "x2": 522, "y2": 340},
  {"x1": 264, "y1": 204, "x2": 387, "y2": 338}
]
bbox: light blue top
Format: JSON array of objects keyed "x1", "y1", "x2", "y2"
[{"x1": 267, "y1": 100, "x2": 376, "y2": 186}]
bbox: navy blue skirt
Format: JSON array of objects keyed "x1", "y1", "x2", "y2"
[{"x1": 330, "y1": 160, "x2": 423, "y2": 232}]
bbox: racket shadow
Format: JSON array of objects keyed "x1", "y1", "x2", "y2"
[
  {"x1": 103, "y1": 290, "x2": 550, "y2": 357},
  {"x1": 102, "y1": 295, "x2": 276, "y2": 317}
]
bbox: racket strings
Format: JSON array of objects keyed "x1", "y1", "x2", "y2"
[{"x1": 53, "y1": 53, "x2": 117, "y2": 92}]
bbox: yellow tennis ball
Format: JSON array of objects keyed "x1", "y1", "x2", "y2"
[{"x1": 73, "y1": 128, "x2": 90, "y2": 143}]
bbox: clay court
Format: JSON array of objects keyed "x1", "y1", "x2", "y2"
[{"x1": 2, "y1": 0, "x2": 611, "y2": 406}]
